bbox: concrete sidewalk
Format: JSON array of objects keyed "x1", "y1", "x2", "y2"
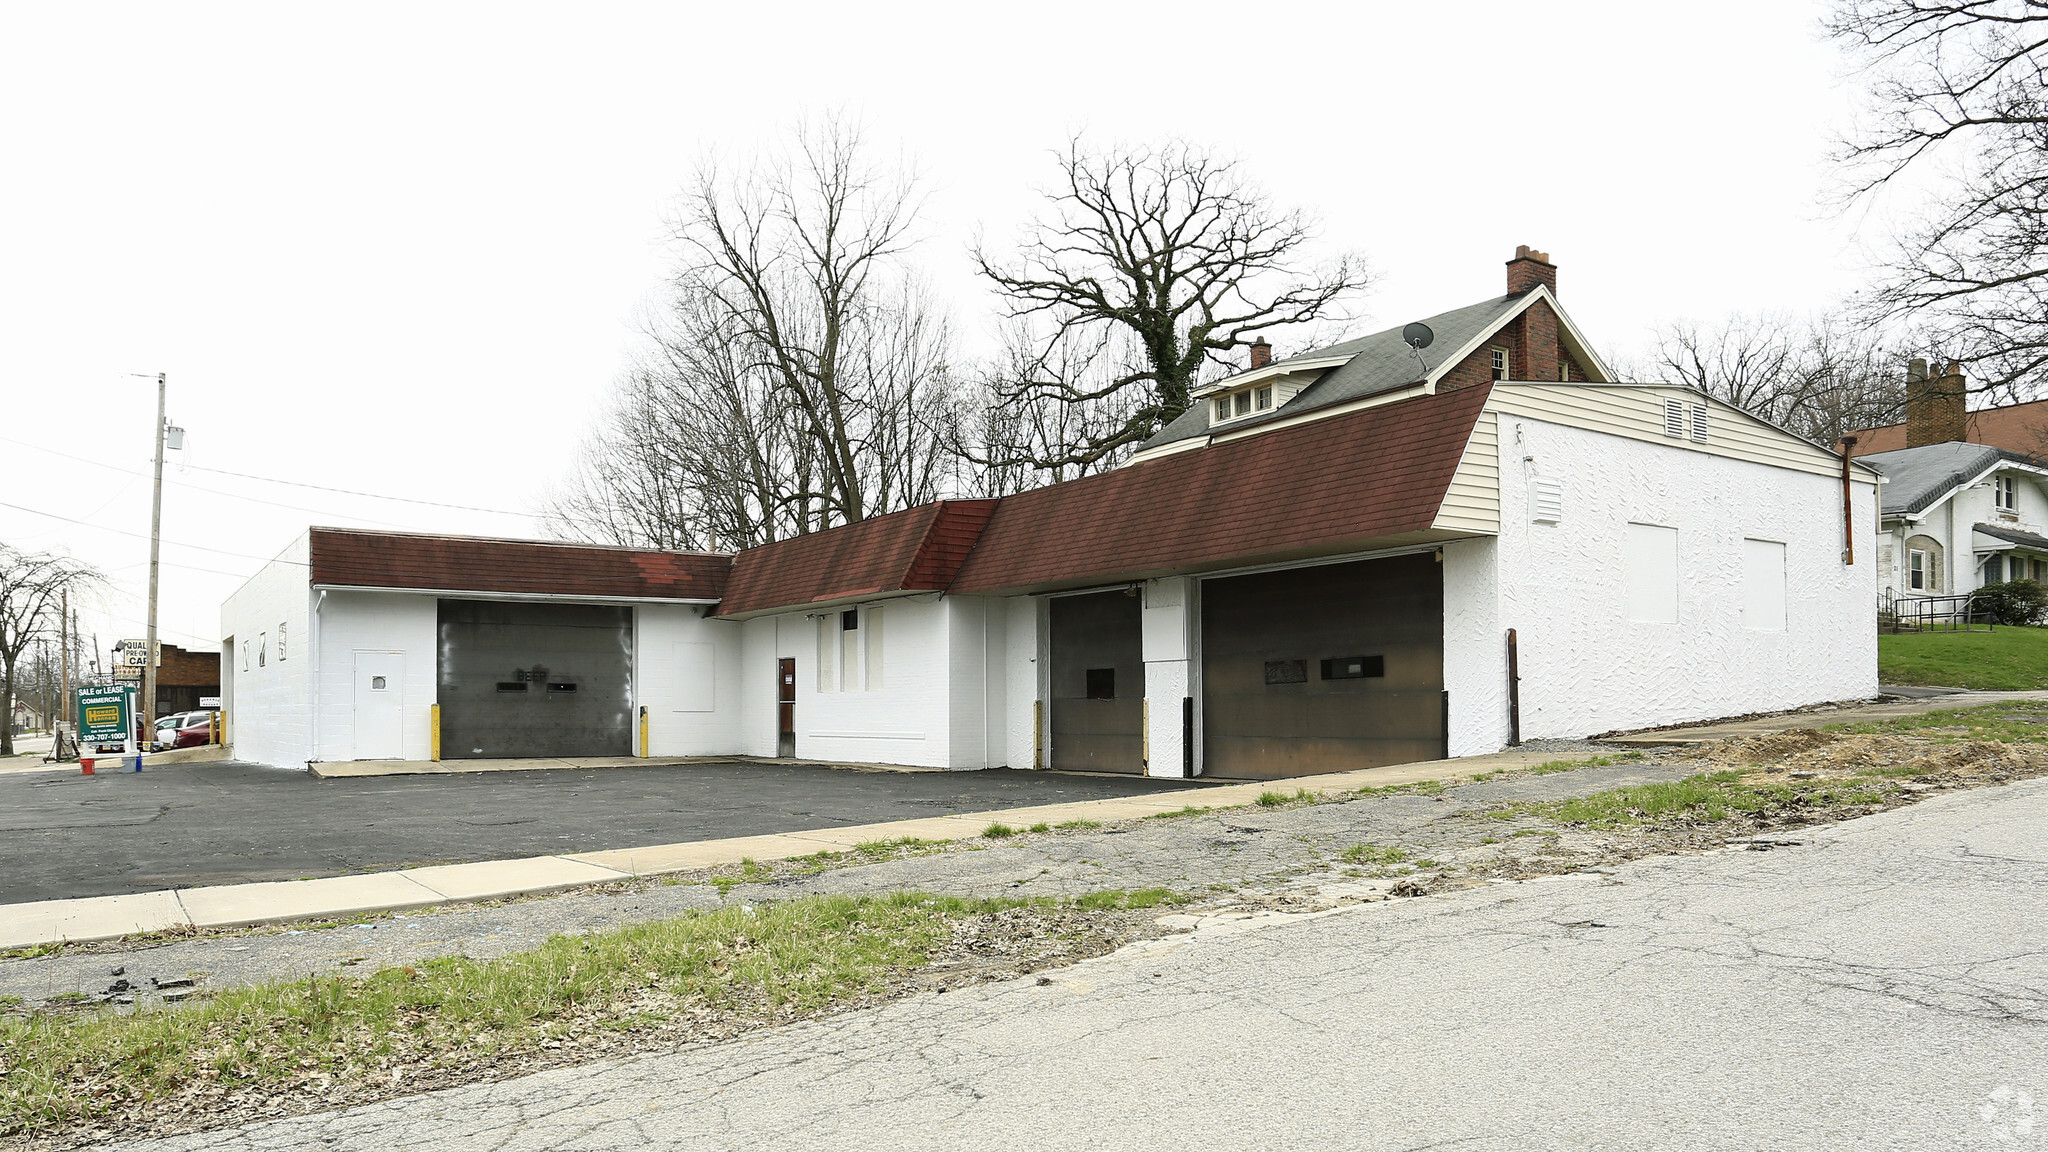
[
  {"x1": 1601, "y1": 689, "x2": 2048, "y2": 746},
  {"x1": 1, "y1": 743, "x2": 228, "y2": 777},
  {"x1": 5, "y1": 691, "x2": 2032, "y2": 951},
  {"x1": 0, "y1": 745, "x2": 1556, "y2": 950}
]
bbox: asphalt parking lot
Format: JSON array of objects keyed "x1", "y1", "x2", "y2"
[{"x1": 0, "y1": 760, "x2": 1200, "y2": 906}]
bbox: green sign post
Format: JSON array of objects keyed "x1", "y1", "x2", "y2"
[{"x1": 76, "y1": 683, "x2": 134, "y2": 745}]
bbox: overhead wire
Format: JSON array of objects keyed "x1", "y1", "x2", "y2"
[
  {"x1": 0, "y1": 434, "x2": 529, "y2": 528},
  {"x1": 0, "y1": 499, "x2": 310, "y2": 565}
]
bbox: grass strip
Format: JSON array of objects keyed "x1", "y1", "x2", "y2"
[
  {"x1": 1502, "y1": 770, "x2": 1899, "y2": 830},
  {"x1": 0, "y1": 889, "x2": 1170, "y2": 1138},
  {"x1": 1877, "y1": 626, "x2": 2048, "y2": 690},
  {"x1": 1828, "y1": 700, "x2": 2048, "y2": 744}
]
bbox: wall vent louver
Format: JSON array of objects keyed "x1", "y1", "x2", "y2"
[
  {"x1": 1531, "y1": 478, "x2": 1563, "y2": 525},
  {"x1": 1689, "y1": 404, "x2": 1709, "y2": 443},
  {"x1": 1663, "y1": 399, "x2": 1685, "y2": 438}
]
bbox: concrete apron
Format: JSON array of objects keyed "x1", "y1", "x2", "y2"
[{"x1": 10, "y1": 690, "x2": 2043, "y2": 951}]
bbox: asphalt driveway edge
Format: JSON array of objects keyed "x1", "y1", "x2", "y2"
[{"x1": 9, "y1": 689, "x2": 2043, "y2": 951}]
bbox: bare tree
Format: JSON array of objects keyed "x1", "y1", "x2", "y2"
[
  {"x1": 1650, "y1": 310, "x2": 1907, "y2": 444},
  {"x1": 973, "y1": 139, "x2": 1372, "y2": 467},
  {"x1": 0, "y1": 545, "x2": 102, "y2": 756},
  {"x1": 1829, "y1": 0, "x2": 2048, "y2": 396},
  {"x1": 545, "y1": 120, "x2": 962, "y2": 548}
]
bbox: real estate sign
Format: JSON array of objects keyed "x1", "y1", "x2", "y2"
[{"x1": 76, "y1": 684, "x2": 134, "y2": 743}]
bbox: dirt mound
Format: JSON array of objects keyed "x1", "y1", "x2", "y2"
[
  {"x1": 1699, "y1": 728, "x2": 1836, "y2": 764},
  {"x1": 1690, "y1": 729, "x2": 2048, "y2": 784}
]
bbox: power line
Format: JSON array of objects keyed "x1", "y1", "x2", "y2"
[
  {"x1": 175, "y1": 460, "x2": 546, "y2": 518},
  {"x1": 0, "y1": 434, "x2": 529, "y2": 527},
  {"x1": 0, "y1": 498, "x2": 310, "y2": 565}
]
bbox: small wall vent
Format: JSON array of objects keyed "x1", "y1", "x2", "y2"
[
  {"x1": 1530, "y1": 479, "x2": 1563, "y2": 525},
  {"x1": 1663, "y1": 399, "x2": 1685, "y2": 438},
  {"x1": 1689, "y1": 403, "x2": 1710, "y2": 443}
]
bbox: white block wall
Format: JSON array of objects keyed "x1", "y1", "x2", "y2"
[
  {"x1": 1443, "y1": 538, "x2": 1508, "y2": 757},
  {"x1": 1141, "y1": 576, "x2": 1191, "y2": 777},
  {"x1": 1002, "y1": 596, "x2": 1041, "y2": 771},
  {"x1": 757, "y1": 596, "x2": 951, "y2": 767},
  {"x1": 1488, "y1": 416, "x2": 1878, "y2": 742},
  {"x1": 636, "y1": 604, "x2": 746, "y2": 756},
  {"x1": 313, "y1": 591, "x2": 437, "y2": 763},
  {"x1": 220, "y1": 533, "x2": 314, "y2": 768}
]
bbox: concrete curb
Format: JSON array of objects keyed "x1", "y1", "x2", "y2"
[{"x1": 7, "y1": 691, "x2": 2036, "y2": 951}]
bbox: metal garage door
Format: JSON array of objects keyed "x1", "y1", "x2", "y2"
[
  {"x1": 1201, "y1": 553, "x2": 1444, "y2": 779},
  {"x1": 437, "y1": 600, "x2": 634, "y2": 759},
  {"x1": 1048, "y1": 590, "x2": 1144, "y2": 774}
]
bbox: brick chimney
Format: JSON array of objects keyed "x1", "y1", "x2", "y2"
[
  {"x1": 1904, "y1": 357, "x2": 1968, "y2": 447},
  {"x1": 1248, "y1": 339, "x2": 1272, "y2": 370},
  {"x1": 1506, "y1": 245, "x2": 1556, "y2": 296}
]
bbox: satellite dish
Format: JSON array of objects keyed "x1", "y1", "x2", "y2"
[{"x1": 1402, "y1": 322, "x2": 1435, "y2": 350}]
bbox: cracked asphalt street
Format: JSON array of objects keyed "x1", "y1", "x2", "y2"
[{"x1": 109, "y1": 776, "x2": 2048, "y2": 1151}]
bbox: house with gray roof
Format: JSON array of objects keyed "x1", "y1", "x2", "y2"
[
  {"x1": 1129, "y1": 245, "x2": 1612, "y2": 463},
  {"x1": 1858, "y1": 440, "x2": 2048, "y2": 600}
]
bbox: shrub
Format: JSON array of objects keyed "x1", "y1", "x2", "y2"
[{"x1": 1973, "y1": 579, "x2": 2048, "y2": 626}]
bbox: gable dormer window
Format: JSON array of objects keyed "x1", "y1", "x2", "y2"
[
  {"x1": 1996, "y1": 475, "x2": 2019, "y2": 512},
  {"x1": 1490, "y1": 347, "x2": 1510, "y2": 381},
  {"x1": 1255, "y1": 386, "x2": 1272, "y2": 410}
]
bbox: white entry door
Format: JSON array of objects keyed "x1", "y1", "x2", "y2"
[{"x1": 352, "y1": 651, "x2": 406, "y2": 760}]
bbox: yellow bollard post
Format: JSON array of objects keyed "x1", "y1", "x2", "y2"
[
  {"x1": 1032, "y1": 700, "x2": 1044, "y2": 770},
  {"x1": 430, "y1": 704, "x2": 441, "y2": 762},
  {"x1": 639, "y1": 705, "x2": 649, "y2": 757}
]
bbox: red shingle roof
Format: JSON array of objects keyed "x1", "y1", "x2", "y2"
[
  {"x1": 303, "y1": 391, "x2": 1485, "y2": 614},
  {"x1": 716, "y1": 500, "x2": 1000, "y2": 617},
  {"x1": 948, "y1": 386, "x2": 1490, "y2": 594},
  {"x1": 308, "y1": 528, "x2": 731, "y2": 600},
  {"x1": 1850, "y1": 397, "x2": 2048, "y2": 457}
]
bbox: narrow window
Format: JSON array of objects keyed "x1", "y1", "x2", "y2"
[
  {"x1": 1490, "y1": 347, "x2": 1510, "y2": 381},
  {"x1": 277, "y1": 622, "x2": 287, "y2": 662},
  {"x1": 257, "y1": 633, "x2": 266, "y2": 667},
  {"x1": 1908, "y1": 549, "x2": 1926, "y2": 591},
  {"x1": 865, "y1": 607, "x2": 884, "y2": 690},
  {"x1": 1214, "y1": 399, "x2": 1230, "y2": 422},
  {"x1": 1234, "y1": 391, "x2": 1250, "y2": 416},
  {"x1": 1254, "y1": 386, "x2": 1272, "y2": 410},
  {"x1": 1558, "y1": 361, "x2": 1570, "y2": 382},
  {"x1": 1995, "y1": 476, "x2": 2018, "y2": 511},
  {"x1": 841, "y1": 609, "x2": 859, "y2": 689}
]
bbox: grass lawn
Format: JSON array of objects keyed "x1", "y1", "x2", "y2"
[{"x1": 1878, "y1": 626, "x2": 2048, "y2": 690}]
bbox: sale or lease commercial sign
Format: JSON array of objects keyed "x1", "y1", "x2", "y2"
[{"x1": 76, "y1": 684, "x2": 134, "y2": 742}]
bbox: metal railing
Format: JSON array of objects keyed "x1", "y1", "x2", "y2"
[{"x1": 1880, "y1": 591, "x2": 1992, "y2": 633}]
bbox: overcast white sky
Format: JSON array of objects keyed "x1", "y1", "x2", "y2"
[{"x1": 1, "y1": 0, "x2": 1886, "y2": 667}]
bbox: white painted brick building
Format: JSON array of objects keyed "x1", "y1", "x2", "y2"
[{"x1": 223, "y1": 250, "x2": 1880, "y2": 778}]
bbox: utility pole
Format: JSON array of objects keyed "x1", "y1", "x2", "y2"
[
  {"x1": 58, "y1": 586, "x2": 69, "y2": 729},
  {"x1": 144, "y1": 371, "x2": 165, "y2": 739}
]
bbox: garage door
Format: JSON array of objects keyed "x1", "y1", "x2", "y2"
[
  {"x1": 1048, "y1": 590, "x2": 1144, "y2": 774},
  {"x1": 1201, "y1": 553, "x2": 1444, "y2": 779},
  {"x1": 437, "y1": 600, "x2": 634, "y2": 759}
]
